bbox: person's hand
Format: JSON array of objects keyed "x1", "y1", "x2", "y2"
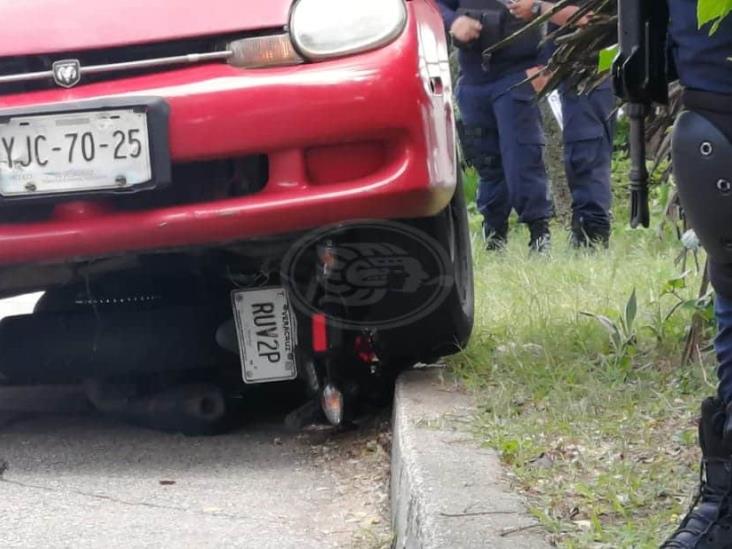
[
  {"x1": 561, "y1": 5, "x2": 593, "y2": 26},
  {"x1": 508, "y1": 0, "x2": 539, "y2": 21},
  {"x1": 450, "y1": 15, "x2": 482, "y2": 43},
  {"x1": 576, "y1": 10, "x2": 593, "y2": 27},
  {"x1": 525, "y1": 66, "x2": 550, "y2": 94}
]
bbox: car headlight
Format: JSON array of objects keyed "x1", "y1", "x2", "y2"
[{"x1": 290, "y1": 0, "x2": 408, "y2": 61}]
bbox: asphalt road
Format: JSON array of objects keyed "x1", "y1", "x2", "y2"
[{"x1": 0, "y1": 297, "x2": 392, "y2": 549}]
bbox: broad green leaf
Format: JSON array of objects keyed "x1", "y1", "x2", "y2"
[
  {"x1": 598, "y1": 45, "x2": 618, "y2": 73},
  {"x1": 661, "y1": 273, "x2": 688, "y2": 295},
  {"x1": 698, "y1": 0, "x2": 732, "y2": 33}
]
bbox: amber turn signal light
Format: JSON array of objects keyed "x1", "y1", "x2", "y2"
[{"x1": 227, "y1": 34, "x2": 304, "y2": 69}]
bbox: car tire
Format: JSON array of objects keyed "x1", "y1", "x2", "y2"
[
  {"x1": 378, "y1": 171, "x2": 474, "y2": 365},
  {"x1": 430, "y1": 170, "x2": 475, "y2": 356}
]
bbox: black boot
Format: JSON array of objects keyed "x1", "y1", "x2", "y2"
[
  {"x1": 662, "y1": 398, "x2": 732, "y2": 548},
  {"x1": 570, "y1": 217, "x2": 610, "y2": 249},
  {"x1": 528, "y1": 219, "x2": 551, "y2": 254},
  {"x1": 483, "y1": 221, "x2": 508, "y2": 251}
]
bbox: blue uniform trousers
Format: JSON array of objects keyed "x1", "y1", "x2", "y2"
[
  {"x1": 715, "y1": 293, "x2": 732, "y2": 405},
  {"x1": 456, "y1": 71, "x2": 552, "y2": 229},
  {"x1": 559, "y1": 81, "x2": 615, "y2": 230}
]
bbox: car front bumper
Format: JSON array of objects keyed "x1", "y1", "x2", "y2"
[{"x1": 0, "y1": 2, "x2": 456, "y2": 267}]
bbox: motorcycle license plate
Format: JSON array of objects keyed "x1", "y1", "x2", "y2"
[{"x1": 232, "y1": 287, "x2": 298, "y2": 384}]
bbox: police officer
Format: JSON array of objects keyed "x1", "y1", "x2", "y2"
[
  {"x1": 511, "y1": 0, "x2": 615, "y2": 248},
  {"x1": 660, "y1": 2, "x2": 732, "y2": 545},
  {"x1": 437, "y1": 0, "x2": 553, "y2": 252},
  {"x1": 559, "y1": 81, "x2": 615, "y2": 248}
]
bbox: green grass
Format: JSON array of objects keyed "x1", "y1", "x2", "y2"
[{"x1": 451, "y1": 170, "x2": 718, "y2": 547}]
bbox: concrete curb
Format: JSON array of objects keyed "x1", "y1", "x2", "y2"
[{"x1": 391, "y1": 368, "x2": 550, "y2": 549}]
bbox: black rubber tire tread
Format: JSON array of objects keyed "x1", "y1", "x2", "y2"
[{"x1": 377, "y1": 171, "x2": 475, "y2": 365}]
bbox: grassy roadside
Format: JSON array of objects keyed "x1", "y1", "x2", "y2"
[{"x1": 450, "y1": 170, "x2": 717, "y2": 547}]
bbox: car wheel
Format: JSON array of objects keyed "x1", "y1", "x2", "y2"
[
  {"x1": 377, "y1": 171, "x2": 475, "y2": 365},
  {"x1": 431, "y1": 169, "x2": 475, "y2": 355}
]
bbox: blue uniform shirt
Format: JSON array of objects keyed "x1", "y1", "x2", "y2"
[
  {"x1": 436, "y1": 0, "x2": 541, "y2": 84},
  {"x1": 668, "y1": 0, "x2": 732, "y2": 94}
]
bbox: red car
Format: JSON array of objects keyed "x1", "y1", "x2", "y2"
[{"x1": 0, "y1": 0, "x2": 473, "y2": 432}]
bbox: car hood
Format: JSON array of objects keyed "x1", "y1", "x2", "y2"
[{"x1": 0, "y1": 0, "x2": 294, "y2": 57}]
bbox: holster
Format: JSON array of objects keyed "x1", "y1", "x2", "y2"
[
  {"x1": 456, "y1": 120, "x2": 502, "y2": 175},
  {"x1": 456, "y1": 119, "x2": 480, "y2": 169}
]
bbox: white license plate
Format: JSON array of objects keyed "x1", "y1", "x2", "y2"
[
  {"x1": 232, "y1": 288, "x2": 298, "y2": 384},
  {"x1": 0, "y1": 109, "x2": 152, "y2": 197}
]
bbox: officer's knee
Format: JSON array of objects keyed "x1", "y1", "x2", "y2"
[
  {"x1": 565, "y1": 139, "x2": 606, "y2": 177},
  {"x1": 673, "y1": 110, "x2": 732, "y2": 262},
  {"x1": 511, "y1": 143, "x2": 544, "y2": 173},
  {"x1": 476, "y1": 155, "x2": 503, "y2": 181}
]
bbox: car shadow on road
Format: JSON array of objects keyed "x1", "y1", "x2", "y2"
[{"x1": 0, "y1": 384, "x2": 391, "y2": 475}]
